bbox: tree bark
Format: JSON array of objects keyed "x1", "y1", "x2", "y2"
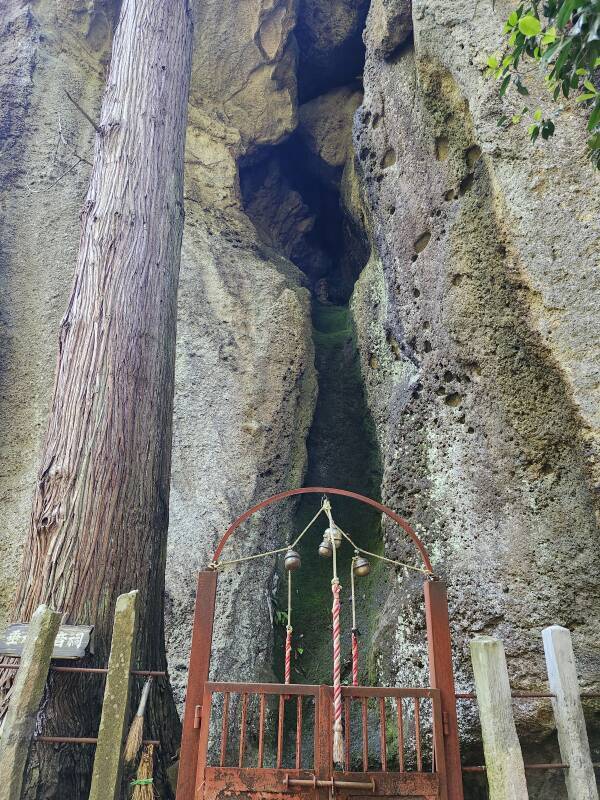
[{"x1": 2, "y1": 0, "x2": 193, "y2": 796}]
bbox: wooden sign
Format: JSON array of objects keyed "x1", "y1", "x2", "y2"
[{"x1": 0, "y1": 623, "x2": 93, "y2": 660}]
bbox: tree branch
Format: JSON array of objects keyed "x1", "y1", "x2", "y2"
[{"x1": 64, "y1": 90, "x2": 101, "y2": 134}]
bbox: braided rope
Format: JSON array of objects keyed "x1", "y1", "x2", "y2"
[
  {"x1": 350, "y1": 556, "x2": 359, "y2": 686},
  {"x1": 351, "y1": 631, "x2": 359, "y2": 687},
  {"x1": 285, "y1": 570, "x2": 292, "y2": 685},
  {"x1": 331, "y1": 579, "x2": 344, "y2": 764},
  {"x1": 285, "y1": 627, "x2": 292, "y2": 685}
]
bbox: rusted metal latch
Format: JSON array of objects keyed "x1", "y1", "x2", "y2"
[
  {"x1": 193, "y1": 704, "x2": 202, "y2": 729},
  {"x1": 284, "y1": 775, "x2": 376, "y2": 792}
]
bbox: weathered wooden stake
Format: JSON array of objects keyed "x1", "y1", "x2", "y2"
[
  {"x1": 88, "y1": 590, "x2": 139, "y2": 800},
  {"x1": 0, "y1": 604, "x2": 61, "y2": 800},
  {"x1": 542, "y1": 625, "x2": 598, "y2": 800},
  {"x1": 470, "y1": 636, "x2": 528, "y2": 800}
]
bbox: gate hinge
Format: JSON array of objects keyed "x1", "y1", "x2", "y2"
[
  {"x1": 442, "y1": 711, "x2": 450, "y2": 736},
  {"x1": 193, "y1": 704, "x2": 202, "y2": 729}
]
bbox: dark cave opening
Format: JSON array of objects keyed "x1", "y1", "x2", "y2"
[{"x1": 240, "y1": 123, "x2": 369, "y2": 306}]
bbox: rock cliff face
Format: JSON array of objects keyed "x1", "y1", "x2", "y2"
[
  {"x1": 0, "y1": 0, "x2": 599, "y2": 797},
  {"x1": 351, "y1": 0, "x2": 600, "y2": 787}
]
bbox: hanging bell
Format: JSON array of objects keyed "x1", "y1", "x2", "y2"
[
  {"x1": 318, "y1": 538, "x2": 333, "y2": 558},
  {"x1": 325, "y1": 525, "x2": 342, "y2": 549},
  {"x1": 353, "y1": 555, "x2": 371, "y2": 577},
  {"x1": 284, "y1": 548, "x2": 302, "y2": 571}
]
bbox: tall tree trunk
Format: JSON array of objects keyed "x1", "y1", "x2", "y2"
[{"x1": 2, "y1": 0, "x2": 193, "y2": 796}]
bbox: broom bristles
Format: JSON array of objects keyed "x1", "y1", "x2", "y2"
[
  {"x1": 131, "y1": 744, "x2": 157, "y2": 800},
  {"x1": 124, "y1": 714, "x2": 144, "y2": 764}
]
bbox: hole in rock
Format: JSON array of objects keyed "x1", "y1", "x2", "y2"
[
  {"x1": 414, "y1": 231, "x2": 431, "y2": 253},
  {"x1": 381, "y1": 148, "x2": 397, "y2": 168},
  {"x1": 444, "y1": 392, "x2": 462, "y2": 407},
  {"x1": 459, "y1": 173, "x2": 474, "y2": 195},
  {"x1": 466, "y1": 145, "x2": 482, "y2": 168},
  {"x1": 435, "y1": 136, "x2": 449, "y2": 161}
]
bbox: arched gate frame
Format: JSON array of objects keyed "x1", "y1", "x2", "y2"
[{"x1": 175, "y1": 488, "x2": 464, "y2": 800}]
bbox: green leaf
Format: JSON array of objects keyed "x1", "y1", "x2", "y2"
[
  {"x1": 541, "y1": 119, "x2": 556, "y2": 139},
  {"x1": 500, "y1": 74, "x2": 511, "y2": 95},
  {"x1": 583, "y1": 80, "x2": 597, "y2": 93},
  {"x1": 541, "y1": 39, "x2": 564, "y2": 62},
  {"x1": 508, "y1": 10, "x2": 519, "y2": 25},
  {"x1": 509, "y1": 30, "x2": 519, "y2": 45},
  {"x1": 576, "y1": 92, "x2": 596, "y2": 101},
  {"x1": 512, "y1": 114, "x2": 522, "y2": 123},
  {"x1": 516, "y1": 79, "x2": 530, "y2": 95},
  {"x1": 534, "y1": 108, "x2": 543, "y2": 120},
  {"x1": 587, "y1": 102, "x2": 600, "y2": 129},
  {"x1": 575, "y1": 67, "x2": 588, "y2": 75},
  {"x1": 542, "y1": 26, "x2": 557, "y2": 44},
  {"x1": 487, "y1": 55, "x2": 499, "y2": 68},
  {"x1": 556, "y1": 0, "x2": 577, "y2": 29},
  {"x1": 554, "y1": 39, "x2": 574, "y2": 74},
  {"x1": 519, "y1": 14, "x2": 542, "y2": 36},
  {"x1": 529, "y1": 123, "x2": 540, "y2": 142}
]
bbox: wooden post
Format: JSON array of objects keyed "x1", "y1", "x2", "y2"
[
  {"x1": 0, "y1": 605, "x2": 61, "y2": 800},
  {"x1": 542, "y1": 625, "x2": 598, "y2": 800},
  {"x1": 424, "y1": 579, "x2": 464, "y2": 800},
  {"x1": 89, "y1": 590, "x2": 139, "y2": 800},
  {"x1": 176, "y1": 570, "x2": 217, "y2": 800},
  {"x1": 470, "y1": 636, "x2": 528, "y2": 800}
]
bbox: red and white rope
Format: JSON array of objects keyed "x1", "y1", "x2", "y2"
[
  {"x1": 331, "y1": 578, "x2": 344, "y2": 764},
  {"x1": 285, "y1": 626, "x2": 292, "y2": 685},
  {"x1": 351, "y1": 630, "x2": 359, "y2": 687},
  {"x1": 350, "y1": 557, "x2": 359, "y2": 687},
  {"x1": 285, "y1": 569, "x2": 293, "y2": 687}
]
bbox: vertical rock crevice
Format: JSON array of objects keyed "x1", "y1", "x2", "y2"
[{"x1": 239, "y1": 34, "x2": 388, "y2": 685}]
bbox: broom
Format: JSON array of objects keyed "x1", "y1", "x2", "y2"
[
  {"x1": 124, "y1": 677, "x2": 153, "y2": 765},
  {"x1": 130, "y1": 743, "x2": 158, "y2": 800}
]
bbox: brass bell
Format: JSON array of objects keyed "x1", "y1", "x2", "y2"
[
  {"x1": 318, "y1": 538, "x2": 333, "y2": 558},
  {"x1": 284, "y1": 549, "x2": 301, "y2": 571},
  {"x1": 325, "y1": 525, "x2": 342, "y2": 549},
  {"x1": 353, "y1": 555, "x2": 371, "y2": 577}
]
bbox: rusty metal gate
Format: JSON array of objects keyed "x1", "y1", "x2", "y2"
[
  {"x1": 175, "y1": 488, "x2": 464, "y2": 800},
  {"x1": 195, "y1": 682, "x2": 448, "y2": 800}
]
